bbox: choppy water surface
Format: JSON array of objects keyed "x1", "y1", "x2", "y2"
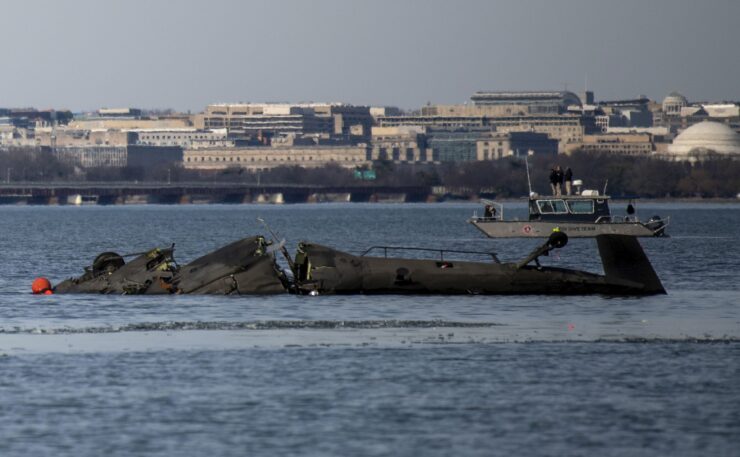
[{"x1": 0, "y1": 202, "x2": 738, "y2": 456}]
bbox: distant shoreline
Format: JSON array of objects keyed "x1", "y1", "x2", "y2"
[{"x1": 0, "y1": 196, "x2": 737, "y2": 206}]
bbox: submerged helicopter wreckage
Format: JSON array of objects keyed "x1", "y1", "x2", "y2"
[{"x1": 34, "y1": 230, "x2": 666, "y2": 296}]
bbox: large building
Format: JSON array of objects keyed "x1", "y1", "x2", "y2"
[
  {"x1": 202, "y1": 103, "x2": 373, "y2": 139},
  {"x1": 68, "y1": 117, "x2": 192, "y2": 130},
  {"x1": 426, "y1": 129, "x2": 557, "y2": 162},
  {"x1": 377, "y1": 114, "x2": 583, "y2": 152},
  {"x1": 0, "y1": 108, "x2": 73, "y2": 129},
  {"x1": 657, "y1": 92, "x2": 740, "y2": 133},
  {"x1": 134, "y1": 129, "x2": 231, "y2": 149},
  {"x1": 596, "y1": 97, "x2": 653, "y2": 128},
  {"x1": 370, "y1": 126, "x2": 430, "y2": 162},
  {"x1": 12, "y1": 126, "x2": 187, "y2": 168},
  {"x1": 475, "y1": 131, "x2": 558, "y2": 160},
  {"x1": 576, "y1": 133, "x2": 654, "y2": 156},
  {"x1": 183, "y1": 144, "x2": 370, "y2": 171},
  {"x1": 52, "y1": 145, "x2": 182, "y2": 168},
  {"x1": 53, "y1": 146, "x2": 128, "y2": 167},
  {"x1": 470, "y1": 91, "x2": 582, "y2": 114},
  {"x1": 422, "y1": 104, "x2": 534, "y2": 117},
  {"x1": 34, "y1": 127, "x2": 133, "y2": 148}
]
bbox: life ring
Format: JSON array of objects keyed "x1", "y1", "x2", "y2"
[{"x1": 522, "y1": 225, "x2": 532, "y2": 234}]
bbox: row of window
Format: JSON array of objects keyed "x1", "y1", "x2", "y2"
[
  {"x1": 583, "y1": 145, "x2": 651, "y2": 151},
  {"x1": 185, "y1": 156, "x2": 361, "y2": 163},
  {"x1": 537, "y1": 199, "x2": 595, "y2": 214},
  {"x1": 141, "y1": 135, "x2": 220, "y2": 140},
  {"x1": 138, "y1": 141, "x2": 222, "y2": 146}
]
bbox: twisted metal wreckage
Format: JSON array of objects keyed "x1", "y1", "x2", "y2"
[{"x1": 37, "y1": 229, "x2": 666, "y2": 296}]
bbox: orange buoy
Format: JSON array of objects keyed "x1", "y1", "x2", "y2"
[{"x1": 32, "y1": 277, "x2": 52, "y2": 295}]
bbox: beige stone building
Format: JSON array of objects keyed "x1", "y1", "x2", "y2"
[
  {"x1": 377, "y1": 114, "x2": 583, "y2": 153},
  {"x1": 33, "y1": 127, "x2": 132, "y2": 147},
  {"x1": 68, "y1": 118, "x2": 192, "y2": 130},
  {"x1": 421, "y1": 104, "x2": 531, "y2": 117},
  {"x1": 183, "y1": 144, "x2": 370, "y2": 171},
  {"x1": 202, "y1": 103, "x2": 372, "y2": 138},
  {"x1": 134, "y1": 129, "x2": 230, "y2": 149},
  {"x1": 493, "y1": 117, "x2": 583, "y2": 152},
  {"x1": 475, "y1": 131, "x2": 558, "y2": 160},
  {"x1": 370, "y1": 126, "x2": 430, "y2": 162},
  {"x1": 574, "y1": 133, "x2": 654, "y2": 156}
]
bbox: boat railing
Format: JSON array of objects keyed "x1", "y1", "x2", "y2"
[
  {"x1": 360, "y1": 246, "x2": 500, "y2": 263},
  {"x1": 595, "y1": 214, "x2": 671, "y2": 226}
]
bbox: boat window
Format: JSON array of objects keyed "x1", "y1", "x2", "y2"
[
  {"x1": 537, "y1": 200, "x2": 568, "y2": 214},
  {"x1": 567, "y1": 200, "x2": 595, "y2": 214}
]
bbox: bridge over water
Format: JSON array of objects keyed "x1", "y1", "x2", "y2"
[{"x1": 0, "y1": 182, "x2": 469, "y2": 205}]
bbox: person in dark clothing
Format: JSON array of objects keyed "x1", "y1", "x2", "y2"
[
  {"x1": 550, "y1": 165, "x2": 563, "y2": 196},
  {"x1": 564, "y1": 167, "x2": 573, "y2": 195},
  {"x1": 549, "y1": 167, "x2": 559, "y2": 196},
  {"x1": 626, "y1": 202, "x2": 636, "y2": 220}
]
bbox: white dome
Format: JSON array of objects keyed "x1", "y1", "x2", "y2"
[
  {"x1": 663, "y1": 91, "x2": 688, "y2": 106},
  {"x1": 668, "y1": 121, "x2": 740, "y2": 156},
  {"x1": 662, "y1": 91, "x2": 688, "y2": 116}
]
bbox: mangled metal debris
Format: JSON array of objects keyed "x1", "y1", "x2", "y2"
[
  {"x1": 52, "y1": 236, "x2": 288, "y2": 295},
  {"x1": 39, "y1": 230, "x2": 665, "y2": 296}
]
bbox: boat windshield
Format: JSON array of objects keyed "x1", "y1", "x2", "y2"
[
  {"x1": 566, "y1": 199, "x2": 595, "y2": 214},
  {"x1": 537, "y1": 199, "x2": 568, "y2": 214}
]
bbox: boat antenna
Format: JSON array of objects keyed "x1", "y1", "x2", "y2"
[
  {"x1": 603, "y1": 179, "x2": 608, "y2": 196},
  {"x1": 257, "y1": 217, "x2": 296, "y2": 274},
  {"x1": 524, "y1": 153, "x2": 533, "y2": 196}
]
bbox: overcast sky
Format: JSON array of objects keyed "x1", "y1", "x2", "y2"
[{"x1": 1, "y1": 0, "x2": 738, "y2": 112}]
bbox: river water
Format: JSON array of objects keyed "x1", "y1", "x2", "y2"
[{"x1": 0, "y1": 202, "x2": 738, "y2": 456}]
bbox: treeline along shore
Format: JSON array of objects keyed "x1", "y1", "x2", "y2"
[{"x1": 0, "y1": 148, "x2": 738, "y2": 204}]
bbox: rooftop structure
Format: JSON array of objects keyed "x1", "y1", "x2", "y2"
[
  {"x1": 68, "y1": 118, "x2": 193, "y2": 130},
  {"x1": 470, "y1": 91, "x2": 581, "y2": 114},
  {"x1": 701, "y1": 104, "x2": 740, "y2": 118},
  {"x1": 97, "y1": 108, "x2": 143, "y2": 118},
  {"x1": 662, "y1": 92, "x2": 688, "y2": 116}
]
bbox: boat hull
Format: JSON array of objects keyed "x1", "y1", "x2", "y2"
[{"x1": 469, "y1": 219, "x2": 659, "y2": 238}]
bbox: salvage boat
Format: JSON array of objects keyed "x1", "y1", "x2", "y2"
[{"x1": 469, "y1": 192, "x2": 670, "y2": 238}]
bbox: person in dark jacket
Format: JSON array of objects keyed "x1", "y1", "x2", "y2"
[
  {"x1": 564, "y1": 167, "x2": 573, "y2": 195},
  {"x1": 550, "y1": 165, "x2": 563, "y2": 196},
  {"x1": 549, "y1": 167, "x2": 559, "y2": 195}
]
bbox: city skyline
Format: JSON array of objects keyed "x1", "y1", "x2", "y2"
[{"x1": 1, "y1": 0, "x2": 739, "y2": 111}]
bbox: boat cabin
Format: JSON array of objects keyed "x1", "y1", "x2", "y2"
[{"x1": 528, "y1": 194, "x2": 611, "y2": 223}]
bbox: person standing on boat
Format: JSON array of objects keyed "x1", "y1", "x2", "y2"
[
  {"x1": 550, "y1": 166, "x2": 564, "y2": 196},
  {"x1": 564, "y1": 167, "x2": 573, "y2": 196},
  {"x1": 549, "y1": 167, "x2": 560, "y2": 196}
]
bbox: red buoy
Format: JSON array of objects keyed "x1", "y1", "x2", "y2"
[{"x1": 32, "y1": 277, "x2": 52, "y2": 295}]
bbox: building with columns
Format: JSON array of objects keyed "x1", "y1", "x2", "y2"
[{"x1": 183, "y1": 144, "x2": 370, "y2": 171}]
